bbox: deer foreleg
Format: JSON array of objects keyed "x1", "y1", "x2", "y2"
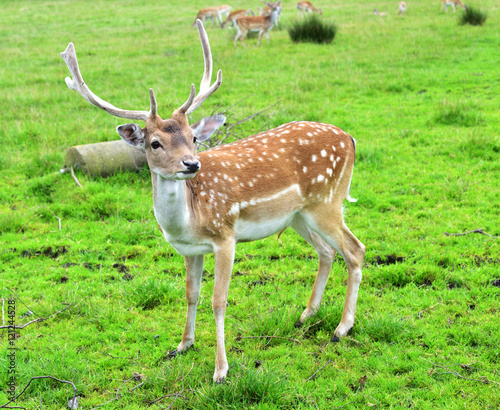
[
  {"x1": 234, "y1": 26, "x2": 244, "y2": 47},
  {"x1": 265, "y1": 29, "x2": 271, "y2": 43},
  {"x1": 212, "y1": 237, "x2": 236, "y2": 383},
  {"x1": 176, "y1": 255, "x2": 204, "y2": 353},
  {"x1": 257, "y1": 30, "x2": 264, "y2": 46}
]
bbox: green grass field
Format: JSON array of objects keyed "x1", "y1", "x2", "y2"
[{"x1": 1, "y1": 0, "x2": 499, "y2": 408}]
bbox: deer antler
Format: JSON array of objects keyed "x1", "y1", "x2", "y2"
[
  {"x1": 179, "y1": 19, "x2": 223, "y2": 115},
  {"x1": 61, "y1": 42, "x2": 156, "y2": 121}
]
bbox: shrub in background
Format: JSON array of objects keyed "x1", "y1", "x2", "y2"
[
  {"x1": 459, "y1": 6, "x2": 487, "y2": 26},
  {"x1": 288, "y1": 16, "x2": 337, "y2": 44}
]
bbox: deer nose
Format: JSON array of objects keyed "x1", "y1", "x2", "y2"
[{"x1": 182, "y1": 160, "x2": 201, "y2": 172}]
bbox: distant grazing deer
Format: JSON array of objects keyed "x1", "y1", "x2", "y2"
[
  {"x1": 193, "y1": 5, "x2": 232, "y2": 26},
  {"x1": 297, "y1": 1, "x2": 323, "y2": 16},
  {"x1": 441, "y1": 0, "x2": 467, "y2": 12},
  {"x1": 399, "y1": 1, "x2": 407, "y2": 14},
  {"x1": 234, "y1": 1, "x2": 282, "y2": 46},
  {"x1": 373, "y1": 8, "x2": 387, "y2": 16},
  {"x1": 221, "y1": 9, "x2": 255, "y2": 29},
  {"x1": 61, "y1": 20, "x2": 365, "y2": 383}
]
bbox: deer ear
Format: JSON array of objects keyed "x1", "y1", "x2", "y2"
[
  {"x1": 117, "y1": 124, "x2": 146, "y2": 147},
  {"x1": 190, "y1": 115, "x2": 226, "y2": 142}
]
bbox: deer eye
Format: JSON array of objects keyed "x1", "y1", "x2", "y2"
[
  {"x1": 193, "y1": 137, "x2": 198, "y2": 143},
  {"x1": 151, "y1": 141, "x2": 161, "y2": 149}
]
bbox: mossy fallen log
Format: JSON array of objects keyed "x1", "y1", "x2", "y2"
[{"x1": 65, "y1": 140, "x2": 147, "y2": 177}]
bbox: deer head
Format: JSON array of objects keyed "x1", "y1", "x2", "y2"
[{"x1": 61, "y1": 20, "x2": 225, "y2": 180}]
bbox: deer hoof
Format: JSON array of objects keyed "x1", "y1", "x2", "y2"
[
  {"x1": 294, "y1": 321, "x2": 304, "y2": 328},
  {"x1": 213, "y1": 369, "x2": 229, "y2": 384}
]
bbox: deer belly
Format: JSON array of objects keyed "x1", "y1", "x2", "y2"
[
  {"x1": 163, "y1": 232, "x2": 214, "y2": 256},
  {"x1": 169, "y1": 241, "x2": 214, "y2": 256},
  {"x1": 235, "y1": 213, "x2": 295, "y2": 242}
]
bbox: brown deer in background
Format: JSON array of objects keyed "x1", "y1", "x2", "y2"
[
  {"x1": 193, "y1": 5, "x2": 232, "y2": 26},
  {"x1": 234, "y1": 1, "x2": 282, "y2": 46},
  {"x1": 441, "y1": 0, "x2": 467, "y2": 12},
  {"x1": 297, "y1": 1, "x2": 323, "y2": 16}
]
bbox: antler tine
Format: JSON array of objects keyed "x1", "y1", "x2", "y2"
[
  {"x1": 182, "y1": 20, "x2": 223, "y2": 115},
  {"x1": 179, "y1": 84, "x2": 197, "y2": 113},
  {"x1": 61, "y1": 43, "x2": 153, "y2": 121},
  {"x1": 149, "y1": 88, "x2": 157, "y2": 117},
  {"x1": 198, "y1": 19, "x2": 213, "y2": 91}
]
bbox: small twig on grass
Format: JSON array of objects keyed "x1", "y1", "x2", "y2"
[
  {"x1": 90, "y1": 375, "x2": 146, "y2": 410},
  {"x1": 70, "y1": 166, "x2": 82, "y2": 188},
  {"x1": 345, "y1": 336, "x2": 363, "y2": 345},
  {"x1": 444, "y1": 229, "x2": 498, "y2": 238},
  {"x1": 237, "y1": 335, "x2": 302, "y2": 344},
  {"x1": 417, "y1": 303, "x2": 440, "y2": 320},
  {"x1": 175, "y1": 363, "x2": 195, "y2": 384},
  {"x1": 375, "y1": 284, "x2": 389, "y2": 296},
  {"x1": 305, "y1": 359, "x2": 333, "y2": 382},
  {"x1": 0, "y1": 303, "x2": 74, "y2": 330},
  {"x1": 0, "y1": 375, "x2": 77, "y2": 410},
  {"x1": 42, "y1": 205, "x2": 62, "y2": 232},
  {"x1": 105, "y1": 350, "x2": 140, "y2": 361},
  {"x1": 147, "y1": 392, "x2": 188, "y2": 407},
  {"x1": 419, "y1": 357, "x2": 500, "y2": 387}
]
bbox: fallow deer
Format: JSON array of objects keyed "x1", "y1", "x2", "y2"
[
  {"x1": 258, "y1": 0, "x2": 283, "y2": 26},
  {"x1": 234, "y1": 1, "x2": 282, "y2": 46},
  {"x1": 61, "y1": 20, "x2": 365, "y2": 383},
  {"x1": 297, "y1": 1, "x2": 323, "y2": 17},
  {"x1": 441, "y1": 0, "x2": 467, "y2": 12},
  {"x1": 399, "y1": 1, "x2": 407, "y2": 14},
  {"x1": 193, "y1": 5, "x2": 232, "y2": 26}
]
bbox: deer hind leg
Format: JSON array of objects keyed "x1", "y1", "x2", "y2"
[
  {"x1": 241, "y1": 29, "x2": 249, "y2": 46},
  {"x1": 175, "y1": 255, "x2": 204, "y2": 354},
  {"x1": 237, "y1": 28, "x2": 249, "y2": 47},
  {"x1": 212, "y1": 237, "x2": 236, "y2": 383},
  {"x1": 301, "y1": 206, "x2": 365, "y2": 340},
  {"x1": 291, "y1": 214, "x2": 336, "y2": 326}
]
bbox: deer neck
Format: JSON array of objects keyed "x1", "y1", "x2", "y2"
[{"x1": 151, "y1": 172, "x2": 193, "y2": 234}]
